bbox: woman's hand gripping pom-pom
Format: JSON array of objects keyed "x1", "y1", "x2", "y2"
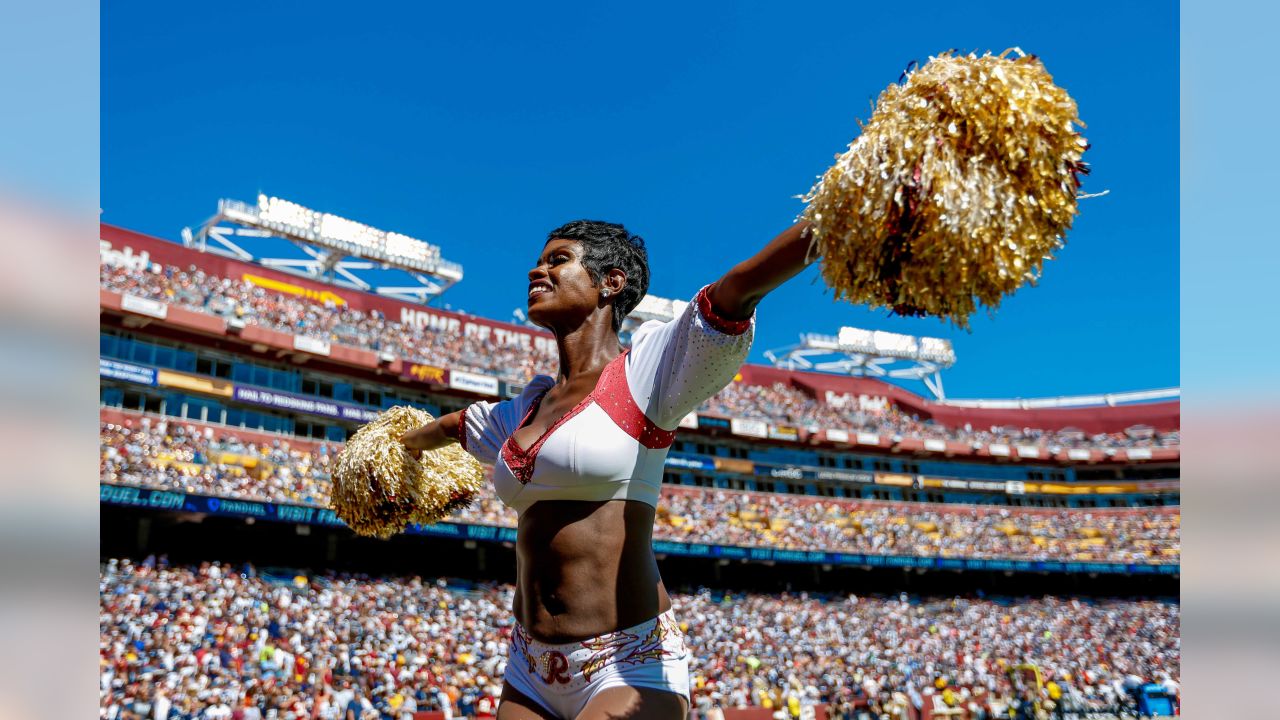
[{"x1": 330, "y1": 406, "x2": 484, "y2": 538}]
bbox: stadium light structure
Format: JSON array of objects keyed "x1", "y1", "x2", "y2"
[
  {"x1": 184, "y1": 195, "x2": 463, "y2": 305},
  {"x1": 765, "y1": 327, "x2": 957, "y2": 399}
]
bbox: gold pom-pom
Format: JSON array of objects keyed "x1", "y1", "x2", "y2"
[
  {"x1": 802, "y1": 50, "x2": 1089, "y2": 328},
  {"x1": 330, "y1": 406, "x2": 484, "y2": 538}
]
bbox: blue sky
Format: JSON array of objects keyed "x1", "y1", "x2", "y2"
[{"x1": 102, "y1": 1, "x2": 1177, "y2": 400}]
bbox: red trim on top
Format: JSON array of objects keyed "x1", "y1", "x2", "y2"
[
  {"x1": 454, "y1": 406, "x2": 469, "y2": 450},
  {"x1": 499, "y1": 351, "x2": 675, "y2": 484},
  {"x1": 502, "y1": 389, "x2": 589, "y2": 486},
  {"x1": 593, "y1": 350, "x2": 676, "y2": 449},
  {"x1": 696, "y1": 284, "x2": 752, "y2": 336}
]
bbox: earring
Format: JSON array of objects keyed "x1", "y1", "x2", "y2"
[{"x1": 601, "y1": 289, "x2": 612, "y2": 298}]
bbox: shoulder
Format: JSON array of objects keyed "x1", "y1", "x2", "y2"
[
  {"x1": 521, "y1": 375, "x2": 556, "y2": 399},
  {"x1": 496, "y1": 374, "x2": 554, "y2": 416},
  {"x1": 479, "y1": 374, "x2": 553, "y2": 411}
]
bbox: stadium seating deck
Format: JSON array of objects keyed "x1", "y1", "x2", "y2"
[{"x1": 100, "y1": 411, "x2": 1179, "y2": 564}]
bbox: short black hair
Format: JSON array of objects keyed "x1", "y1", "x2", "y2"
[{"x1": 546, "y1": 220, "x2": 649, "y2": 332}]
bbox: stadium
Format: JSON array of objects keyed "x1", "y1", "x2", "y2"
[{"x1": 99, "y1": 196, "x2": 1179, "y2": 720}]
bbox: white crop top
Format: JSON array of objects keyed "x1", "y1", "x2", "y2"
[{"x1": 454, "y1": 284, "x2": 754, "y2": 515}]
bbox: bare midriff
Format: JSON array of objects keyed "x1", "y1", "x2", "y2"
[{"x1": 513, "y1": 498, "x2": 670, "y2": 643}]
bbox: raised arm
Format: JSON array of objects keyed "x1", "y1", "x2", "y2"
[
  {"x1": 625, "y1": 221, "x2": 813, "y2": 429},
  {"x1": 708, "y1": 220, "x2": 813, "y2": 321}
]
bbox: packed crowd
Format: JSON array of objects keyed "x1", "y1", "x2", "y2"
[
  {"x1": 100, "y1": 418, "x2": 1181, "y2": 564},
  {"x1": 100, "y1": 260, "x2": 1179, "y2": 452},
  {"x1": 706, "y1": 382, "x2": 1181, "y2": 451},
  {"x1": 100, "y1": 418, "x2": 337, "y2": 507},
  {"x1": 99, "y1": 262, "x2": 553, "y2": 383},
  {"x1": 100, "y1": 558, "x2": 1180, "y2": 719},
  {"x1": 659, "y1": 490, "x2": 1179, "y2": 564}
]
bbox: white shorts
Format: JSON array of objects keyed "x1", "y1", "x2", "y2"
[{"x1": 503, "y1": 610, "x2": 690, "y2": 719}]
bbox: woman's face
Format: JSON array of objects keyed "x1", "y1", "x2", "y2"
[{"x1": 526, "y1": 238, "x2": 607, "y2": 329}]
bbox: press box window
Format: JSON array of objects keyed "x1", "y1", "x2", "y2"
[
  {"x1": 352, "y1": 388, "x2": 383, "y2": 407},
  {"x1": 196, "y1": 357, "x2": 233, "y2": 379},
  {"x1": 301, "y1": 379, "x2": 335, "y2": 399}
]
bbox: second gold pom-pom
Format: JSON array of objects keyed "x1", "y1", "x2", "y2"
[{"x1": 330, "y1": 406, "x2": 484, "y2": 539}]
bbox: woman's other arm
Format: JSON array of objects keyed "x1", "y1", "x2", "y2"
[
  {"x1": 709, "y1": 220, "x2": 813, "y2": 320},
  {"x1": 399, "y1": 410, "x2": 462, "y2": 456}
]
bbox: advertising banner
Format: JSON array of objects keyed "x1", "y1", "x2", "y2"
[
  {"x1": 157, "y1": 370, "x2": 234, "y2": 398},
  {"x1": 713, "y1": 457, "x2": 755, "y2": 475},
  {"x1": 244, "y1": 273, "x2": 347, "y2": 306},
  {"x1": 293, "y1": 335, "x2": 332, "y2": 356},
  {"x1": 922, "y1": 477, "x2": 972, "y2": 490},
  {"x1": 816, "y1": 469, "x2": 875, "y2": 483},
  {"x1": 730, "y1": 418, "x2": 768, "y2": 439},
  {"x1": 449, "y1": 370, "x2": 500, "y2": 396},
  {"x1": 120, "y1": 294, "x2": 168, "y2": 319},
  {"x1": 665, "y1": 453, "x2": 717, "y2": 471},
  {"x1": 99, "y1": 358, "x2": 157, "y2": 386},
  {"x1": 825, "y1": 428, "x2": 849, "y2": 443},
  {"x1": 767, "y1": 425, "x2": 799, "y2": 442},
  {"x1": 401, "y1": 363, "x2": 449, "y2": 385},
  {"x1": 696, "y1": 415, "x2": 731, "y2": 431},
  {"x1": 855, "y1": 432, "x2": 880, "y2": 445},
  {"x1": 920, "y1": 477, "x2": 1012, "y2": 493},
  {"x1": 232, "y1": 386, "x2": 379, "y2": 422},
  {"x1": 875, "y1": 473, "x2": 915, "y2": 487}
]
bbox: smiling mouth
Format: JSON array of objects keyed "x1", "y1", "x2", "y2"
[{"x1": 528, "y1": 282, "x2": 553, "y2": 300}]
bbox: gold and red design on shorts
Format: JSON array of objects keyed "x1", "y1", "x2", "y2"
[
  {"x1": 578, "y1": 617, "x2": 682, "y2": 682},
  {"x1": 511, "y1": 623, "x2": 536, "y2": 674},
  {"x1": 532, "y1": 650, "x2": 572, "y2": 685}
]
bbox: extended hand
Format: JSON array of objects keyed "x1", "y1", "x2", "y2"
[{"x1": 398, "y1": 429, "x2": 425, "y2": 460}]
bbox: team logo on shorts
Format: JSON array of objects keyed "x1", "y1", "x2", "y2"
[{"x1": 537, "y1": 650, "x2": 572, "y2": 685}]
